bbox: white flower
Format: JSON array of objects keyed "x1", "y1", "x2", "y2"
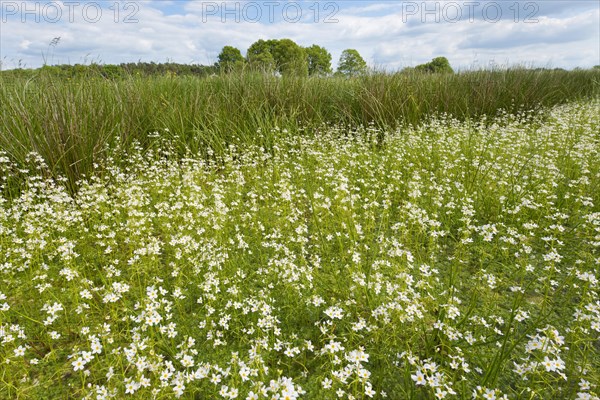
[
  {"x1": 81, "y1": 351, "x2": 93, "y2": 363},
  {"x1": 411, "y1": 370, "x2": 426, "y2": 386},
  {"x1": 365, "y1": 383, "x2": 376, "y2": 397},
  {"x1": 175, "y1": 352, "x2": 191, "y2": 367},
  {"x1": 435, "y1": 388, "x2": 447, "y2": 399},
  {"x1": 324, "y1": 306, "x2": 344, "y2": 320},
  {"x1": 90, "y1": 341, "x2": 102, "y2": 354},
  {"x1": 228, "y1": 387, "x2": 239, "y2": 399},
  {"x1": 125, "y1": 381, "x2": 138, "y2": 394},
  {"x1": 246, "y1": 391, "x2": 258, "y2": 400},
  {"x1": 219, "y1": 385, "x2": 229, "y2": 397},
  {"x1": 72, "y1": 357, "x2": 86, "y2": 371},
  {"x1": 483, "y1": 388, "x2": 496, "y2": 400},
  {"x1": 13, "y1": 345, "x2": 26, "y2": 357}
]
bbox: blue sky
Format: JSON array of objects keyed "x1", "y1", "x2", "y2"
[{"x1": 1, "y1": 1, "x2": 599, "y2": 70}]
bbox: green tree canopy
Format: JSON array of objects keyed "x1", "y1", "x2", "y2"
[
  {"x1": 246, "y1": 39, "x2": 275, "y2": 72},
  {"x1": 305, "y1": 44, "x2": 332, "y2": 76},
  {"x1": 270, "y1": 39, "x2": 308, "y2": 76},
  {"x1": 337, "y1": 49, "x2": 367, "y2": 76},
  {"x1": 415, "y1": 57, "x2": 454, "y2": 74},
  {"x1": 217, "y1": 46, "x2": 245, "y2": 73},
  {"x1": 246, "y1": 39, "x2": 307, "y2": 76}
]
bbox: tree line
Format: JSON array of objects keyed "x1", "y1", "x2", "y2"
[
  {"x1": 217, "y1": 39, "x2": 453, "y2": 76},
  {"x1": 1, "y1": 38, "x2": 457, "y2": 78},
  {"x1": 217, "y1": 40, "x2": 369, "y2": 76},
  {"x1": 2, "y1": 62, "x2": 219, "y2": 79}
]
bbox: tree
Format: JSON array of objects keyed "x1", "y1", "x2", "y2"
[
  {"x1": 270, "y1": 39, "x2": 308, "y2": 76},
  {"x1": 305, "y1": 44, "x2": 332, "y2": 76},
  {"x1": 415, "y1": 57, "x2": 454, "y2": 74},
  {"x1": 217, "y1": 46, "x2": 245, "y2": 72},
  {"x1": 337, "y1": 49, "x2": 367, "y2": 76},
  {"x1": 247, "y1": 39, "x2": 275, "y2": 72},
  {"x1": 246, "y1": 39, "x2": 307, "y2": 76}
]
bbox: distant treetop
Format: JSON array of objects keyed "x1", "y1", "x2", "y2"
[
  {"x1": 336, "y1": 49, "x2": 368, "y2": 77},
  {"x1": 413, "y1": 57, "x2": 454, "y2": 74}
]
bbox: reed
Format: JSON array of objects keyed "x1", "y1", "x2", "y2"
[{"x1": 1, "y1": 67, "x2": 598, "y2": 189}]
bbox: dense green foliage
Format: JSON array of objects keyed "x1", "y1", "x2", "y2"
[
  {"x1": 224, "y1": 39, "x2": 331, "y2": 76},
  {"x1": 414, "y1": 57, "x2": 455, "y2": 74},
  {"x1": 337, "y1": 49, "x2": 368, "y2": 76},
  {"x1": 305, "y1": 45, "x2": 333, "y2": 76},
  {"x1": 217, "y1": 46, "x2": 246, "y2": 73},
  {"x1": 1, "y1": 62, "x2": 218, "y2": 79},
  {"x1": 246, "y1": 39, "x2": 277, "y2": 72},
  {"x1": 245, "y1": 39, "x2": 308, "y2": 76},
  {"x1": 269, "y1": 39, "x2": 309, "y2": 76}
]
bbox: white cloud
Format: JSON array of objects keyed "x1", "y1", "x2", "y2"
[{"x1": 19, "y1": 40, "x2": 32, "y2": 50}]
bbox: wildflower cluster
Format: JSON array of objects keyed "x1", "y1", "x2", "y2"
[{"x1": 0, "y1": 101, "x2": 598, "y2": 398}]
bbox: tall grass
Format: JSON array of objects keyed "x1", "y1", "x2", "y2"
[{"x1": 1, "y1": 68, "x2": 598, "y2": 189}]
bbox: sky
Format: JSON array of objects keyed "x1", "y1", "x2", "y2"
[{"x1": 0, "y1": 0, "x2": 599, "y2": 71}]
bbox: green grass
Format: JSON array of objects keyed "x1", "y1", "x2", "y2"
[
  {"x1": 1, "y1": 68, "x2": 598, "y2": 190},
  {"x1": 0, "y1": 100, "x2": 598, "y2": 399}
]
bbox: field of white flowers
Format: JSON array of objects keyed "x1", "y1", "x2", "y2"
[{"x1": 1, "y1": 101, "x2": 599, "y2": 399}]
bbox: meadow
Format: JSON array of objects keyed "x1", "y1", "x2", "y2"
[
  {"x1": 1, "y1": 68, "x2": 598, "y2": 190},
  {"x1": 0, "y1": 70, "x2": 599, "y2": 399}
]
